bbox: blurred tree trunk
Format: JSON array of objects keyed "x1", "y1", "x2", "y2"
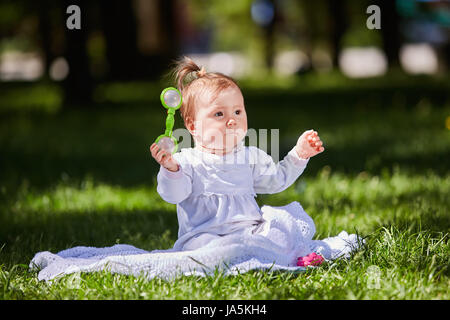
[
  {"x1": 99, "y1": 0, "x2": 141, "y2": 80},
  {"x1": 300, "y1": 1, "x2": 323, "y2": 73},
  {"x1": 326, "y1": 0, "x2": 348, "y2": 69},
  {"x1": 159, "y1": 0, "x2": 178, "y2": 59},
  {"x1": 37, "y1": 0, "x2": 54, "y2": 79},
  {"x1": 377, "y1": 0, "x2": 401, "y2": 68},
  {"x1": 444, "y1": 42, "x2": 450, "y2": 72},
  {"x1": 263, "y1": 0, "x2": 277, "y2": 72},
  {"x1": 133, "y1": 0, "x2": 179, "y2": 79},
  {"x1": 62, "y1": 0, "x2": 93, "y2": 106}
]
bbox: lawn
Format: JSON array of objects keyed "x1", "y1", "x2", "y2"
[{"x1": 0, "y1": 72, "x2": 449, "y2": 299}]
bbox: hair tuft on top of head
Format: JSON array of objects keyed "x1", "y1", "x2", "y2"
[
  {"x1": 169, "y1": 56, "x2": 240, "y2": 128},
  {"x1": 172, "y1": 56, "x2": 203, "y2": 92}
]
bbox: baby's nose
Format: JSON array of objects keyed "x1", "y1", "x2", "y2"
[{"x1": 226, "y1": 118, "x2": 236, "y2": 128}]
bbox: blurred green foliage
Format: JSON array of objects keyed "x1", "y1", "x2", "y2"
[
  {"x1": 0, "y1": 73, "x2": 449, "y2": 191},
  {"x1": 0, "y1": 1, "x2": 25, "y2": 29}
]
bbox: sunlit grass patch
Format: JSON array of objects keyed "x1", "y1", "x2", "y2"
[
  {"x1": 11, "y1": 177, "x2": 174, "y2": 215},
  {"x1": 1, "y1": 167, "x2": 448, "y2": 299},
  {"x1": 1, "y1": 223, "x2": 448, "y2": 300},
  {"x1": 0, "y1": 83, "x2": 62, "y2": 114},
  {"x1": 259, "y1": 167, "x2": 449, "y2": 235}
]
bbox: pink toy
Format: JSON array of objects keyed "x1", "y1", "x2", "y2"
[{"x1": 297, "y1": 252, "x2": 324, "y2": 267}]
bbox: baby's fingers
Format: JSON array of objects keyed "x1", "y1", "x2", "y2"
[
  {"x1": 151, "y1": 149, "x2": 161, "y2": 161},
  {"x1": 307, "y1": 134, "x2": 315, "y2": 143},
  {"x1": 303, "y1": 130, "x2": 314, "y2": 139},
  {"x1": 155, "y1": 149, "x2": 168, "y2": 163},
  {"x1": 308, "y1": 136, "x2": 320, "y2": 146},
  {"x1": 160, "y1": 150, "x2": 173, "y2": 164},
  {"x1": 150, "y1": 143, "x2": 160, "y2": 155}
]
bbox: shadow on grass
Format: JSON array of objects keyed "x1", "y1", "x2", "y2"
[
  {"x1": 378, "y1": 207, "x2": 450, "y2": 235},
  {"x1": 0, "y1": 208, "x2": 179, "y2": 267}
]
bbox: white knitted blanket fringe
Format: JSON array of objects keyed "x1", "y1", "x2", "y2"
[{"x1": 29, "y1": 203, "x2": 364, "y2": 282}]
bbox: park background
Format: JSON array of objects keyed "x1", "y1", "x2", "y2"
[{"x1": 0, "y1": 0, "x2": 449, "y2": 299}]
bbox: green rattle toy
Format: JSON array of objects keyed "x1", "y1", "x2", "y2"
[{"x1": 154, "y1": 87, "x2": 182, "y2": 154}]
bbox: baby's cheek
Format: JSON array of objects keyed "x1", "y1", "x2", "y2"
[{"x1": 203, "y1": 128, "x2": 226, "y2": 146}]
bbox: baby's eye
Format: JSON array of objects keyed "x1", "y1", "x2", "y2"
[
  {"x1": 214, "y1": 111, "x2": 223, "y2": 117},
  {"x1": 235, "y1": 110, "x2": 241, "y2": 115}
]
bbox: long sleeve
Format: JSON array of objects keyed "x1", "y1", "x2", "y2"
[
  {"x1": 250, "y1": 146, "x2": 309, "y2": 194},
  {"x1": 156, "y1": 159, "x2": 193, "y2": 204}
]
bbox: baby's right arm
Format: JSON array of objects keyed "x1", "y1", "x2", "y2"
[
  {"x1": 151, "y1": 144, "x2": 193, "y2": 204},
  {"x1": 150, "y1": 143, "x2": 179, "y2": 172}
]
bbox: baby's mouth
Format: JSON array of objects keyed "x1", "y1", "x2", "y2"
[{"x1": 225, "y1": 128, "x2": 244, "y2": 135}]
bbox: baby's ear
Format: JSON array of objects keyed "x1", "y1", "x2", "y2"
[{"x1": 185, "y1": 116, "x2": 195, "y2": 135}]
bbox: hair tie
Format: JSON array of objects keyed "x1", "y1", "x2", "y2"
[{"x1": 197, "y1": 66, "x2": 206, "y2": 78}]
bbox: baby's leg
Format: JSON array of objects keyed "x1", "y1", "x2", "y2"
[
  {"x1": 308, "y1": 240, "x2": 333, "y2": 260},
  {"x1": 182, "y1": 233, "x2": 221, "y2": 251},
  {"x1": 309, "y1": 231, "x2": 364, "y2": 260}
]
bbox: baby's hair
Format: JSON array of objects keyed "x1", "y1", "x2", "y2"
[{"x1": 171, "y1": 56, "x2": 241, "y2": 128}]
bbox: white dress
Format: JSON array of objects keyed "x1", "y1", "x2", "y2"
[{"x1": 158, "y1": 141, "x2": 318, "y2": 253}]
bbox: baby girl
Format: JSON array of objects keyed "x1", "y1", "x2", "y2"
[
  {"x1": 29, "y1": 57, "x2": 362, "y2": 281},
  {"x1": 150, "y1": 57, "x2": 329, "y2": 256}
]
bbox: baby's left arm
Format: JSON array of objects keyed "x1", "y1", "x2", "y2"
[
  {"x1": 251, "y1": 147, "x2": 308, "y2": 195},
  {"x1": 251, "y1": 129, "x2": 325, "y2": 194}
]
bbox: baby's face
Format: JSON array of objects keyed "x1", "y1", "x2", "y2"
[{"x1": 189, "y1": 86, "x2": 248, "y2": 153}]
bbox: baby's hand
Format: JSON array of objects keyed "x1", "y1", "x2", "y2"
[
  {"x1": 295, "y1": 129, "x2": 325, "y2": 159},
  {"x1": 150, "y1": 143, "x2": 179, "y2": 172}
]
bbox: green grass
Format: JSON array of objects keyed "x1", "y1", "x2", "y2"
[{"x1": 0, "y1": 73, "x2": 449, "y2": 299}]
